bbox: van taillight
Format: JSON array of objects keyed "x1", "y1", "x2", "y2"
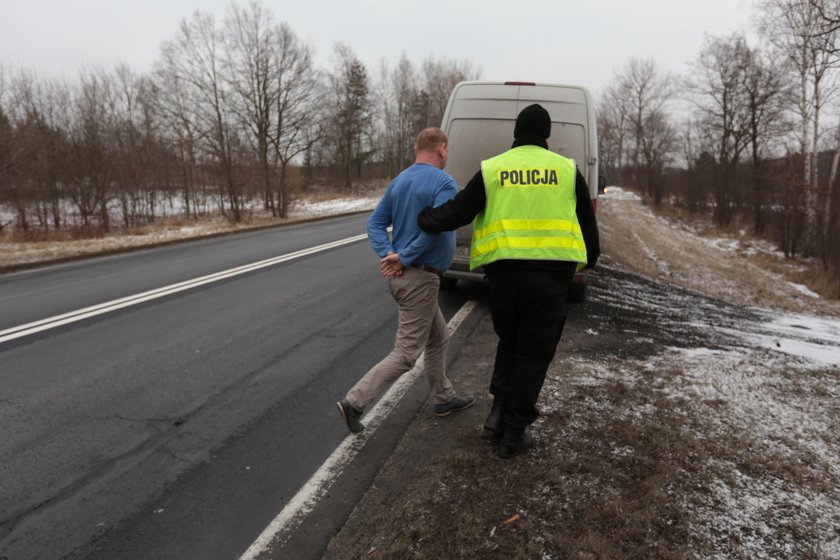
[
  {"x1": 592, "y1": 199, "x2": 597, "y2": 213},
  {"x1": 504, "y1": 81, "x2": 536, "y2": 86}
]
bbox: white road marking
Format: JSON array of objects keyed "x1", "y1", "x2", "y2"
[
  {"x1": 0, "y1": 234, "x2": 368, "y2": 344},
  {"x1": 239, "y1": 300, "x2": 478, "y2": 560}
]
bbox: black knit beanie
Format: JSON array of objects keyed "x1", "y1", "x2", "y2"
[{"x1": 513, "y1": 104, "x2": 551, "y2": 140}]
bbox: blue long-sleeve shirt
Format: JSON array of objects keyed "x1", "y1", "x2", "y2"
[{"x1": 367, "y1": 163, "x2": 458, "y2": 271}]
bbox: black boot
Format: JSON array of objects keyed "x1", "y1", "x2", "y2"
[
  {"x1": 497, "y1": 427, "x2": 533, "y2": 459},
  {"x1": 483, "y1": 398, "x2": 504, "y2": 435},
  {"x1": 336, "y1": 399, "x2": 365, "y2": 434}
]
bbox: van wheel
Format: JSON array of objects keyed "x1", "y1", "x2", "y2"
[
  {"x1": 565, "y1": 280, "x2": 586, "y2": 303},
  {"x1": 440, "y1": 277, "x2": 458, "y2": 290}
]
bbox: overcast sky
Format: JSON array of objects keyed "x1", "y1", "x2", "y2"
[{"x1": 1, "y1": 0, "x2": 757, "y2": 99}]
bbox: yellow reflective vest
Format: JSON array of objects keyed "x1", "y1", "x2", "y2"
[{"x1": 470, "y1": 145, "x2": 587, "y2": 271}]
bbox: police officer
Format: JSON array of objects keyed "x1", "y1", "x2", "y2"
[{"x1": 418, "y1": 104, "x2": 600, "y2": 458}]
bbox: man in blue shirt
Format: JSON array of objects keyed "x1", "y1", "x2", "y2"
[{"x1": 337, "y1": 128, "x2": 475, "y2": 434}]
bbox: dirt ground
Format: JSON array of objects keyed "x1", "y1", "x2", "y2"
[{"x1": 322, "y1": 189, "x2": 840, "y2": 559}]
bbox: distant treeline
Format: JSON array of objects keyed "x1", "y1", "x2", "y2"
[
  {"x1": 597, "y1": 0, "x2": 840, "y2": 289},
  {"x1": 2, "y1": 0, "x2": 839, "y2": 290},
  {"x1": 0, "y1": 1, "x2": 478, "y2": 232}
]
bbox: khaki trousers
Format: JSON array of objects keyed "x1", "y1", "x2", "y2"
[{"x1": 346, "y1": 267, "x2": 454, "y2": 410}]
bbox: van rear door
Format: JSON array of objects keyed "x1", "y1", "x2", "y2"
[{"x1": 439, "y1": 81, "x2": 597, "y2": 298}]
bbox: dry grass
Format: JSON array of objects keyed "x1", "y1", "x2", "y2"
[
  {"x1": 336, "y1": 370, "x2": 696, "y2": 559},
  {"x1": 597, "y1": 189, "x2": 839, "y2": 315},
  {"x1": 0, "y1": 215, "x2": 280, "y2": 269},
  {"x1": 327, "y1": 349, "x2": 839, "y2": 559}
]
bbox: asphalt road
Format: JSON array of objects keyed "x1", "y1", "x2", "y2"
[{"x1": 0, "y1": 214, "x2": 479, "y2": 560}]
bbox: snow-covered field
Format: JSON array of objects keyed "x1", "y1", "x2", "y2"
[{"x1": 0, "y1": 192, "x2": 382, "y2": 269}]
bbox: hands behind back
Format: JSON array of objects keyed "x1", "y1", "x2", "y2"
[{"x1": 379, "y1": 252, "x2": 404, "y2": 278}]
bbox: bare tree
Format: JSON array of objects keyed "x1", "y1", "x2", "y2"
[
  {"x1": 0, "y1": 107, "x2": 11, "y2": 233},
  {"x1": 807, "y1": 0, "x2": 840, "y2": 256},
  {"x1": 376, "y1": 54, "x2": 419, "y2": 177},
  {"x1": 417, "y1": 57, "x2": 480, "y2": 128},
  {"x1": 772, "y1": 153, "x2": 809, "y2": 257},
  {"x1": 689, "y1": 34, "x2": 755, "y2": 226},
  {"x1": 809, "y1": 0, "x2": 840, "y2": 48},
  {"x1": 740, "y1": 44, "x2": 794, "y2": 234},
  {"x1": 2, "y1": 72, "x2": 74, "y2": 232},
  {"x1": 0, "y1": 66, "x2": 17, "y2": 232},
  {"x1": 2, "y1": 71, "x2": 34, "y2": 231},
  {"x1": 596, "y1": 94, "x2": 627, "y2": 182},
  {"x1": 639, "y1": 109, "x2": 678, "y2": 207},
  {"x1": 153, "y1": 50, "x2": 203, "y2": 219},
  {"x1": 677, "y1": 119, "x2": 712, "y2": 215},
  {"x1": 608, "y1": 58, "x2": 677, "y2": 206},
  {"x1": 67, "y1": 69, "x2": 118, "y2": 231},
  {"x1": 36, "y1": 79, "x2": 74, "y2": 231},
  {"x1": 327, "y1": 44, "x2": 371, "y2": 189},
  {"x1": 162, "y1": 11, "x2": 244, "y2": 221},
  {"x1": 760, "y1": 0, "x2": 840, "y2": 252},
  {"x1": 111, "y1": 64, "x2": 166, "y2": 227},
  {"x1": 268, "y1": 23, "x2": 321, "y2": 216},
  {"x1": 224, "y1": 1, "x2": 279, "y2": 215}
]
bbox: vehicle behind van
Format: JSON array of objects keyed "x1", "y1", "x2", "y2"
[{"x1": 439, "y1": 81, "x2": 599, "y2": 302}]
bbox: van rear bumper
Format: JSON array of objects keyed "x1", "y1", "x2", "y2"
[
  {"x1": 443, "y1": 259, "x2": 587, "y2": 284},
  {"x1": 443, "y1": 256, "x2": 484, "y2": 282},
  {"x1": 442, "y1": 267, "x2": 484, "y2": 282}
]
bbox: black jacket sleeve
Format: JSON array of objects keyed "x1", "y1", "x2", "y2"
[
  {"x1": 574, "y1": 169, "x2": 600, "y2": 269},
  {"x1": 417, "y1": 170, "x2": 486, "y2": 233}
]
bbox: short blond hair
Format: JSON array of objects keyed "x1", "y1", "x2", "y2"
[{"x1": 415, "y1": 127, "x2": 447, "y2": 153}]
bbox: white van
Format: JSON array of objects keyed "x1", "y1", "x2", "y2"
[{"x1": 439, "y1": 81, "x2": 599, "y2": 302}]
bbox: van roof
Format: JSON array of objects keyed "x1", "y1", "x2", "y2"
[{"x1": 444, "y1": 81, "x2": 591, "y2": 124}]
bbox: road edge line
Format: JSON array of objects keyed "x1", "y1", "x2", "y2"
[
  {"x1": 0, "y1": 234, "x2": 368, "y2": 344},
  {"x1": 239, "y1": 299, "x2": 478, "y2": 560}
]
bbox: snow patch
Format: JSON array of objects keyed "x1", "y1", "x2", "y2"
[
  {"x1": 726, "y1": 311, "x2": 840, "y2": 366},
  {"x1": 787, "y1": 282, "x2": 820, "y2": 299}
]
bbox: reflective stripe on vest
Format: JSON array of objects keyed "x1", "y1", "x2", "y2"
[{"x1": 470, "y1": 145, "x2": 587, "y2": 271}]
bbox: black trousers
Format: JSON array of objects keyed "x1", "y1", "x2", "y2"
[{"x1": 485, "y1": 263, "x2": 575, "y2": 429}]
